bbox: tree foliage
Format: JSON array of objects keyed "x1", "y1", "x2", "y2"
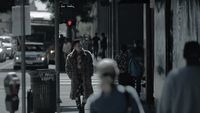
[
  {"x1": 40, "y1": 0, "x2": 97, "y2": 22},
  {"x1": 0, "y1": 0, "x2": 14, "y2": 12},
  {"x1": 0, "y1": 0, "x2": 96, "y2": 22},
  {"x1": 70, "y1": 0, "x2": 96, "y2": 22}
]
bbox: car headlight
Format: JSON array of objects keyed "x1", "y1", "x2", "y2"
[
  {"x1": 6, "y1": 48, "x2": 12, "y2": 50},
  {"x1": 0, "y1": 48, "x2": 3, "y2": 53},
  {"x1": 41, "y1": 57, "x2": 45, "y2": 61},
  {"x1": 50, "y1": 50, "x2": 55, "y2": 54},
  {"x1": 15, "y1": 56, "x2": 20, "y2": 60}
]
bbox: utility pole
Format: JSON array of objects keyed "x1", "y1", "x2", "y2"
[
  {"x1": 109, "y1": 1, "x2": 112, "y2": 58},
  {"x1": 145, "y1": 1, "x2": 155, "y2": 106},
  {"x1": 67, "y1": 27, "x2": 72, "y2": 38},
  {"x1": 115, "y1": 1, "x2": 119, "y2": 55},
  {"x1": 20, "y1": 0, "x2": 26, "y2": 113},
  {"x1": 110, "y1": 0, "x2": 119, "y2": 58},
  {"x1": 107, "y1": 4, "x2": 110, "y2": 57},
  {"x1": 54, "y1": 0, "x2": 60, "y2": 112},
  {"x1": 111, "y1": 0, "x2": 114, "y2": 58}
]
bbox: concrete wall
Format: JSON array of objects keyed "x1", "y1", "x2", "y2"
[
  {"x1": 154, "y1": 2, "x2": 166, "y2": 101},
  {"x1": 118, "y1": 4, "x2": 144, "y2": 46},
  {"x1": 97, "y1": 2, "x2": 110, "y2": 37},
  {"x1": 97, "y1": 3, "x2": 144, "y2": 49},
  {"x1": 172, "y1": 0, "x2": 200, "y2": 68},
  {"x1": 154, "y1": 0, "x2": 200, "y2": 101},
  {"x1": 76, "y1": 2, "x2": 98, "y2": 38}
]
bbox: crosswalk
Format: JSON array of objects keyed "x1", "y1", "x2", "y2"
[
  {"x1": 59, "y1": 78, "x2": 101, "y2": 85},
  {"x1": 59, "y1": 74, "x2": 101, "y2": 85}
]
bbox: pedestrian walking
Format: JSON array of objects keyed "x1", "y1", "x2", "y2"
[
  {"x1": 88, "y1": 36, "x2": 93, "y2": 53},
  {"x1": 65, "y1": 39, "x2": 94, "y2": 112},
  {"x1": 82, "y1": 34, "x2": 89, "y2": 50},
  {"x1": 92, "y1": 33, "x2": 100, "y2": 59},
  {"x1": 115, "y1": 44, "x2": 135, "y2": 88},
  {"x1": 87, "y1": 58, "x2": 145, "y2": 113},
  {"x1": 63, "y1": 38, "x2": 72, "y2": 60},
  {"x1": 158, "y1": 41, "x2": 200, "y2": 113},
  {"x1": 128, "y1": 47, "x2": 144, "y2": 96},
  {"x1": 100, "y1": 33, "x2": 107, "y2": 58}
]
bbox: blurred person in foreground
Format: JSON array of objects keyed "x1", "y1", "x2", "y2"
[
  {"x1": 65, "y1": 39, "x2": 94, "y2": 111},
  {"x1": 158, "y1": 41, "x2": 200, "y2": 113},
  {"x1": 87, "y1": 58, "x2": 144, "y2": 113}
]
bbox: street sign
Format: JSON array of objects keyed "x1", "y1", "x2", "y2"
[{"x1": 12, "y1": 5, "x2": 31, "y2": 36}]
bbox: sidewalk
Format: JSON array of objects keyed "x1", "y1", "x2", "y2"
[
  {"x1": 58, "y1": 73, "x2": 100, "y2": 113},
  {"x1": 58, "y1": 56, "x2": 156, "y2": 113},
  {"x1": 59, "y1": 72, "x2": 155, "y2": 113}
]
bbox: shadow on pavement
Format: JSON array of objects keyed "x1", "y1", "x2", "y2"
[{"x1": 60, "y1": 106, "x2": 78, "y2": 112}]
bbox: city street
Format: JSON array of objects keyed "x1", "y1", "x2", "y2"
[
  {"x1": 0, "y1": 59, "x2": 101, "y2": 113},
  {"x1": 0, "y1": 0, "x2": 199, "y2": 113}
]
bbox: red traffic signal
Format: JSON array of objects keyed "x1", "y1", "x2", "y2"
[{"x1": 66, "y1": 20, "x2": 74, "y2": 27}]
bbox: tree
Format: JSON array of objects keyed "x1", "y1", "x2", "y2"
[
  {"x1": 0, "y1": 0, "x2": 15, "y2": 13},
  {"x1": 69, "y1": 0, "x2": 96, "y2": 22},
  {"x1": 39, "y1": 0, "x2": 97, "y2": 22}
]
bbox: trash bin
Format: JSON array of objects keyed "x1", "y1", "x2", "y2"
[
  {"x1": 27, "y1": 89, "x2": 33, "y2": 113},
  {"x1": 29, "y1": 69, "x2": 56, "y2": 113}
]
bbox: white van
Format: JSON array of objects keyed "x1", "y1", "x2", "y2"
[{"x1": 0, "y1": 35, "x2": 15, "y2": 59}]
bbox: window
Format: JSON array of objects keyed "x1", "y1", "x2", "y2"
[{"x1": 18, "y1": 44, "x2": 44, "y2": 51}]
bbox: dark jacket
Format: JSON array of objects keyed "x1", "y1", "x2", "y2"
[
  {"x1": 115, "y1": 51, "x2": 129, "y2": 74},
  {"x1": 65, "y1": 49, "x2": 94, "y2": 99},
  {"x1": 88, "y1": 86, "x2": 145, "y2": 113}
]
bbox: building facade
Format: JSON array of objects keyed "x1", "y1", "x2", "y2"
[
  {"x1": 154, "y1": 0, "x2": 200, "y2": 103},
  {"x1": 0, "y1": 12, "x2": 12, "y2": 35}
]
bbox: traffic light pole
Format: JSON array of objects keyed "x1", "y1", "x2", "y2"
[
  {"x1": 20, "y1": 0, "x2": 26, "y2": 113},
  {"x1": 67, "y1": 27, "x2": 72, "y2": 39},
  {"x1": 55, "y1": 0, "x2": 61, "y2": 113},
  {"x1": 111, "y1": 0, "x2": 116, "y2": 58},
  {"x1": 115, "y1": 1, "x2": 119, "y2": 55}
]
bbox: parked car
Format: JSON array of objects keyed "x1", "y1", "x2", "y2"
[
  {"x1": 0, "y1": 42, "x2": 7, "y2": 62},
  {"x1": 0, "y1": 35, "x2": 15, "y2": 59},
  {"x1": 13, "y1": 42, "x2": 49, "y2": 70}
]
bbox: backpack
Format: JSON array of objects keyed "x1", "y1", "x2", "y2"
[{"x1": 128, "y1": 57, "x2": 144, "y2": 78}]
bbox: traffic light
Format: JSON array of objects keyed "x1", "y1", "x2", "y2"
[
  {"x1": 67, "y1": 20, "x2": 73, "y2": 27},
  {"x1": 66, "y1": 19, "x2": 76, "y2": 28}
]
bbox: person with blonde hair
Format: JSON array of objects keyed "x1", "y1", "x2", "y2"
[{"x1": 87, "y1": 58, "x2": 144, "y2": 113}]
